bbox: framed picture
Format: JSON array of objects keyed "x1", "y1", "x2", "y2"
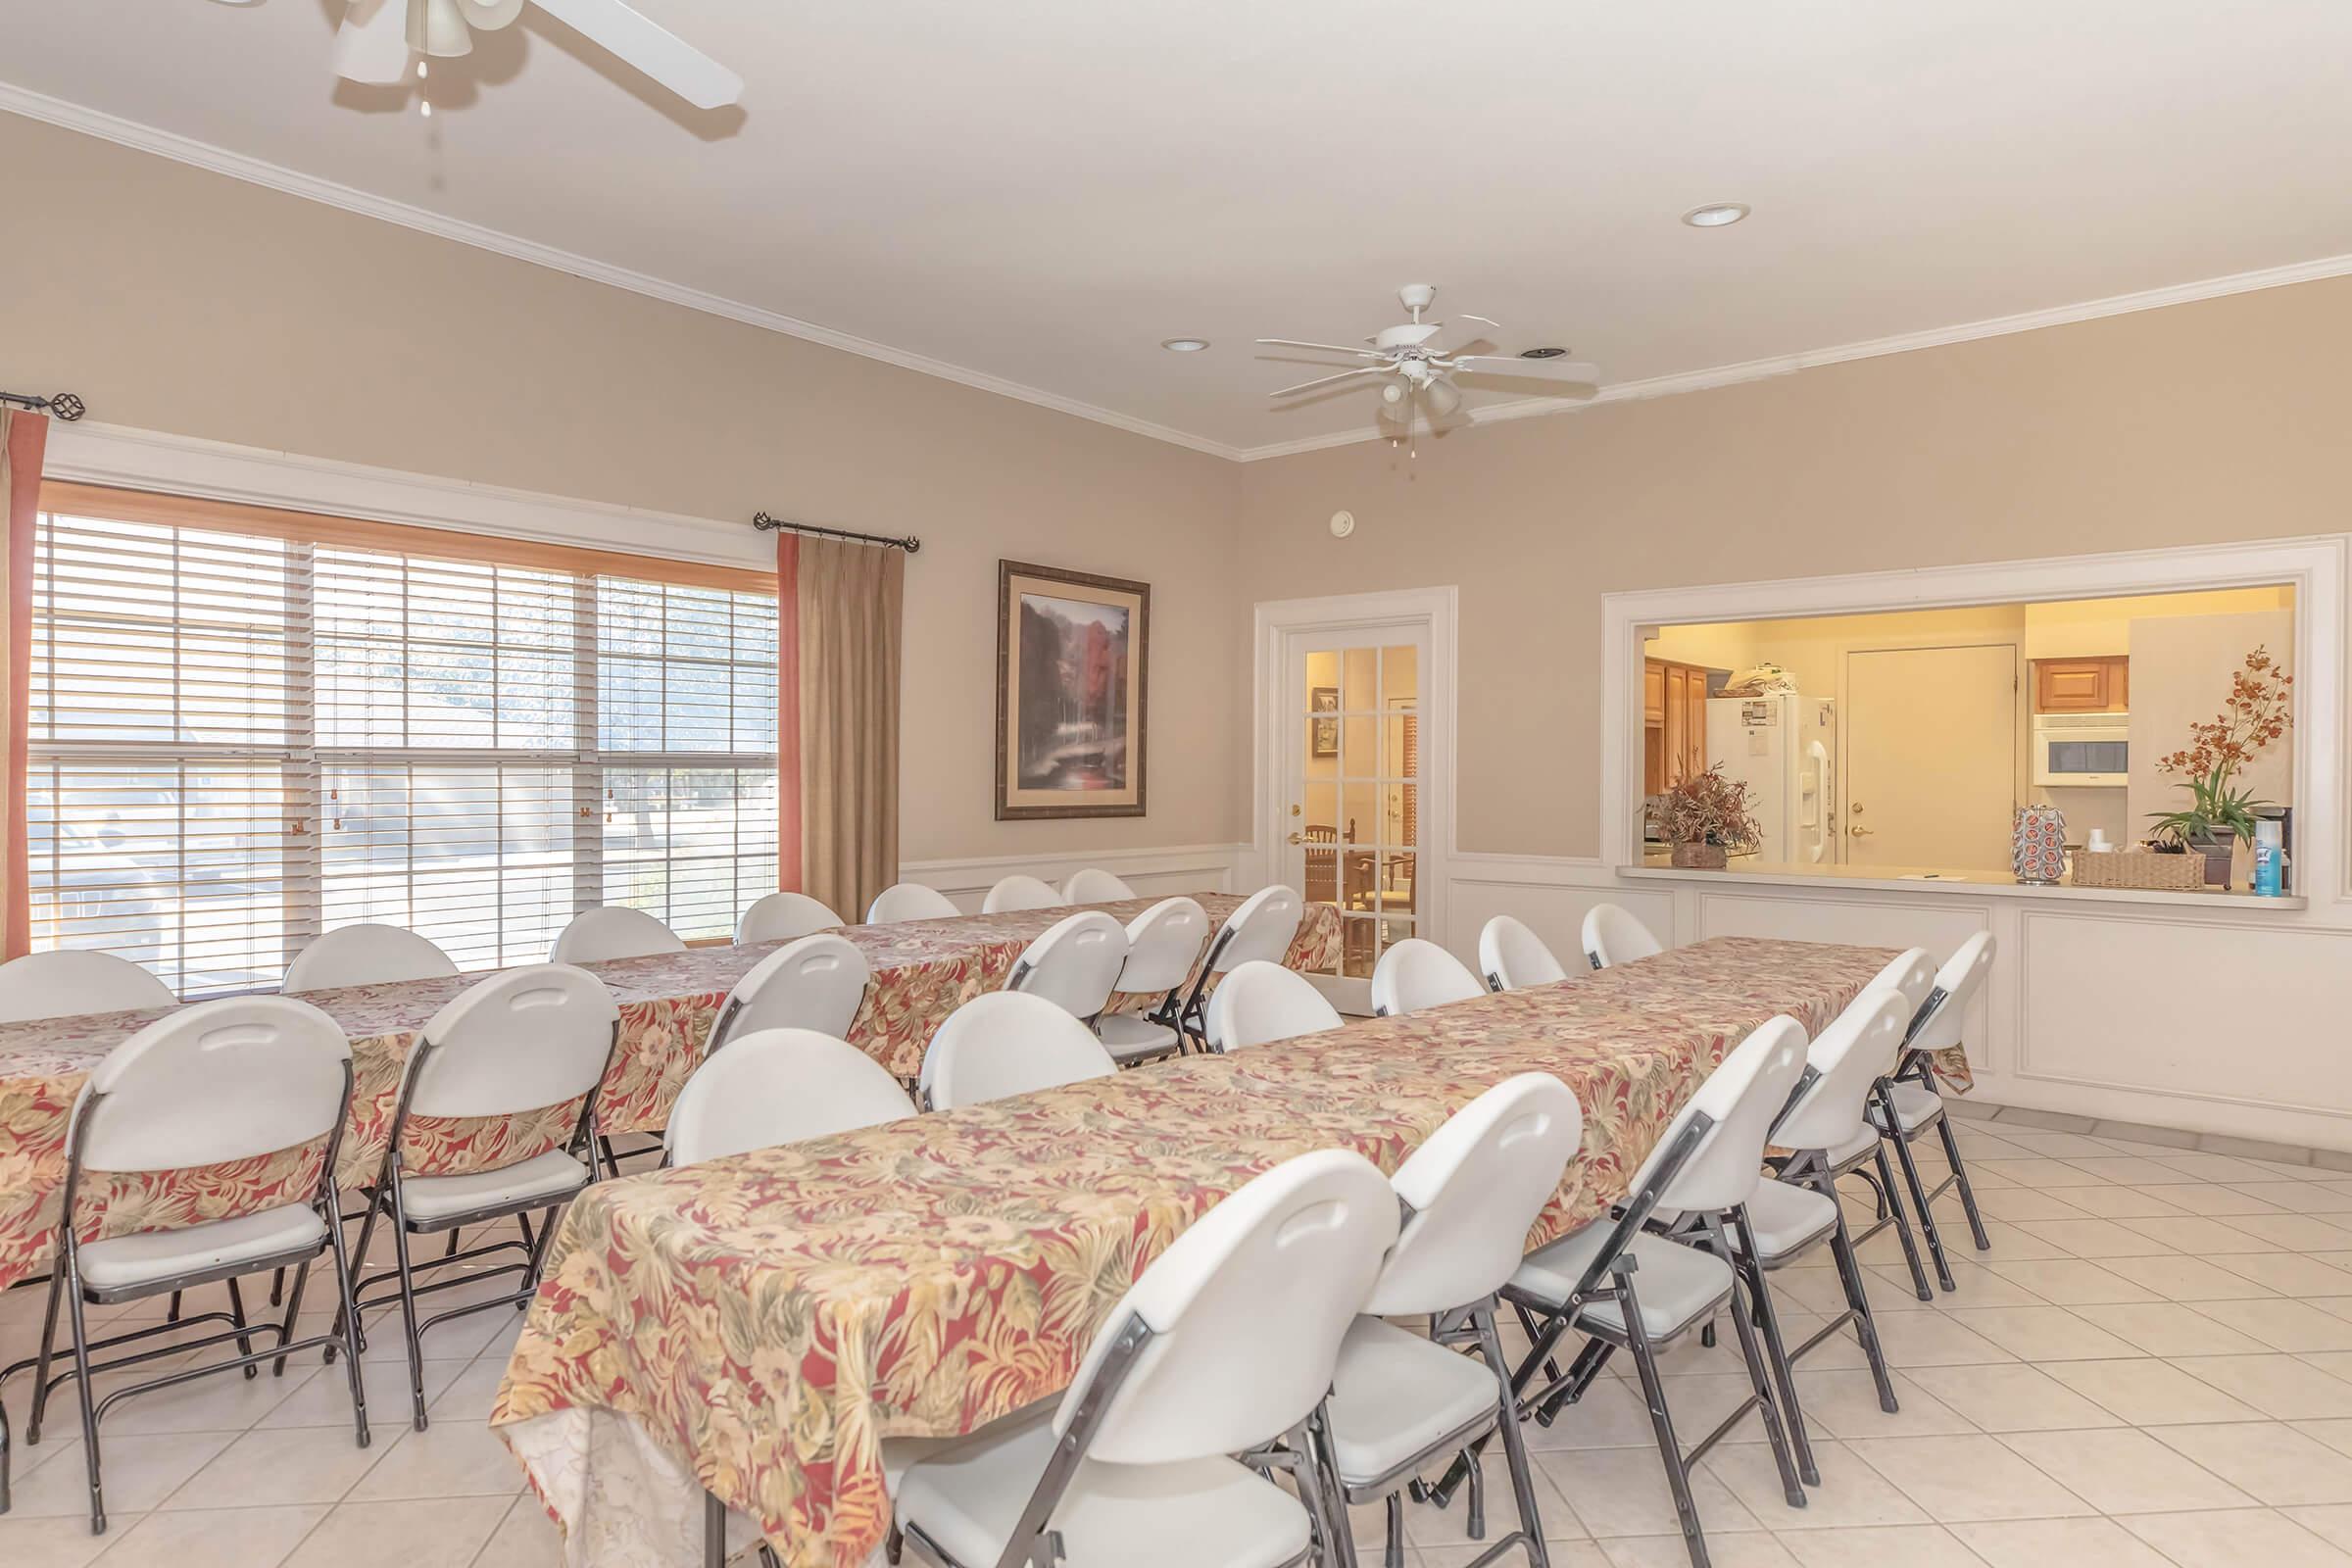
[
  {"x1": 1310, "y1": 685, "x2": 1340, "y2": 758},
  {"x1": 996, "y1": 560, "x2": 1150, "y2": 819}
]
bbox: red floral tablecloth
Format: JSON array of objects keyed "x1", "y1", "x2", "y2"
[
  {"x1": 0, "y1": 894, "x2": 1341, "y2": 1294},
  {"x1": 491, "y1": 936, "x2": 1895, "y2": 1568}
]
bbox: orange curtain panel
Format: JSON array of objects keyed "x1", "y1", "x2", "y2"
[
  {"x1": 777, "y1": 531, "x2": 905, "y2": 924},
  {"x1": 0, "y1": 409, "x2": 47, "y2": 958}
]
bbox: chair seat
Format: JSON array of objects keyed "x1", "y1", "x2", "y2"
[
  {"x1": 399, "y1": 1150, "x2": 591, "y2": 1225},
  {"x1": 1823, "y1": 1123, "x2": 1881, "y2": 1170},
  {"x1": 78, "y1": 1203, "x2": 327, "y2": 1292},
  {"x1": 1511, "y1": 1228, "x2": 1735, "y2": 1343},
  {"x1": 1736, "y1": 1180, "x2": 1839, "y2": 1265},
  {"x1": 896, "y1": 1405, "x2": 1311, "y2": 1568},
  {"x1": 1324, "y1": 1316, "x2": 1497, "y2": 1486},
  {"x1": 1097, "y1": 1012, "x2": 1181, "y2": 1062},
  {"x1": 1867, "y1": 1081, "x2": 1945, "y2": 1137}
]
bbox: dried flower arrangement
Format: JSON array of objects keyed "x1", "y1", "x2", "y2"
[{"x1": 1654, "y1": 763, "x2": 1763, "y2": 869}]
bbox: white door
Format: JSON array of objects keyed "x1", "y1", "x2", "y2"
[
  {"x1": 1844, "y1": 644, "x2": 2018, "y2": 872},
  {"x1": 1276, "y1": 622, "x2": 1434, "y2": 1014}
]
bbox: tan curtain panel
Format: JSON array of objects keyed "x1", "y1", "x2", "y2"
[
  {"x1": 778, "y1": 534, "x2": 905, "y2": 924},
  {"x1": 0, "y1": 410, "x2": 48, "y2": 957}
]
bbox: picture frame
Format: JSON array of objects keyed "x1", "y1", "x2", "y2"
[
  {"x1": 996, "y1": 560, "x2": 1151, "y2": 820},
  {"x1": 1310, "y1": 684, "x2": 1340, "y2": 758}
]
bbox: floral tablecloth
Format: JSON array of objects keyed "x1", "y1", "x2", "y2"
[
  {"x1": 0, "y1": 894, "x2": 1341, "y2": 1294},
  {"x1": 491, "y1": 936, "x2": 1896, "y2": 1568}
]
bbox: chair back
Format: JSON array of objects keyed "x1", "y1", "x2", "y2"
[
  {"x1": 735, "y1": 891, "x2": 844, "y2": 946},
  {"x1": 1064, "y1": 867, "x2": 1138, "y2": 904},
  {"x1": 1582, "y1": 903, "x2": 1664, "y2": 969},
  {"x1": 1633, "y1": 1013, "x2": 1810, "y2": 1214},
  {"x1": 1479, "y1": 915, "x2": 1569, "y2": 993},
  {"x1": 920, "y1": 991, "x2": 1117, "y2": 1109},
  {"x1": 1115, "y1": 898, "x2": 1210, "y2": 995},
  {"x1": 1005, "y1": 910, "x2": 1129, "y2": 1021},
  {"x1": 1863, "y1": 947, "x2": 1936, "y2": 1025},
  {"x1": 981, "y1": 874, "x2": 1064, "y2": 914},
  {"x1": 712, "y1": 933, "x2": 870, "y2": 1049},
  {"x1": 403, "y1": 964, "x2": 619, "y2": 1121},
  {"x1": 72, "y1": 996, "x2": 351, "y2": 1175},
  {"x1": 1207, "y1": 960, "x2": 1342, "y2": 1052},
  {"x1": 1910, "y1": 932, "x2": 1995, "y2": 1054},
  {"x1": 550, "y1": 906, "x2": 685, "y2": 965},
  {"x1": 1205, "y1": 886, "x2": 1303, "y2": 975},
  {"x1": 1772, "y1": 989, "x2": 1913, "y2": 1154},
  {"x1": 1370, "y1": 938, "x2": 1484, "y2": 1017},
  {"x1": 666, "y1": 1028, "x2": 913, "y2": 1165},
  {"x1": 283, "y1": 923, "x2": 459, "y2": 994},
  {"x1": 1058, "y1": 1148, "x2": 1396, "y2": 1465},
  {"x1": 866, "y1": 882, "x2": 960, "y2": 923},
  {"x1": 1370, "y1": 1073, "x2": 1583, "y2": 1315},
  {"x1": 0, "y1": 950, "x2": 174, "y2": 1023}
]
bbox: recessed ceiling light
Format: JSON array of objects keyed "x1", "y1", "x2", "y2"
[
  {"x1": 1160, "y1": 338, "x2": 1210, "y2": 353},
  {"x1": 1519, "y1": 347, "x2": 1570, "y2": 360},
  {"x1": 1682, "y1": 203, "x2": 1751, "y2": 228}
]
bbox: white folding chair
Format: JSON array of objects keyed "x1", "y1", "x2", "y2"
[
  {"x1": 1478, "y1": 1017, "x2": 1814, "y2": 1568},
  {"x1": 1062, "y1": 867, "x2": 1138, "y2": 904},
  {"x1": 1479, "y1": 914, "x2": 1570, "y2": 993},
  {"x1": 666, "y1": 1028, "x2": 914, "y2": 1166},
  {"x1": 1095, "y1": 897, "x2": 1209, "y2": 1064},
  {"x1": 1369, "y1": 937, "x2": 1484, "y2": 1017},
  {"x1": 1177, "y1": 886, "x2": 1304, "y2": 1051},
  {"x1": 919, "y1": 991, "x2": 1117, "y2": 1110},
  {"x1": 1864, "y1": 947, "x2": 1936, "y2": 1022},
  {"x1": 550, "y1": 906, "x2": 686, "y2": 964},
  {"x1": 867, "y1": 882, "x2": 961, "y2": 923},
  {"x1": 1004, "y1": 910, "x2": 1129, "y2": 1028},
  {"x1": 15, "y1": 997, "x2": 367, "y2": 1533},
  {"x1": 705, "y1": 933, "x2": 871, "y2": 1055},
  {"x1": 1872, "y1": 933, "x2": 1997, "y2": 1292},
  {"x1": 345, "y1": 964, "x2": 619, "y2": 1431},
  {"x1": 1580, "y1": 903, "x2": 1663, "y2": 969},
  {"x1": 1319, "y1": 1074, "x2": 1584, "y2": 1568},
  {"x1": 0, "y1": 950, "x2": 174, "y2": 1023},
  {"x1": 735, "y1": 891, "x2": 844, "y2": 946},
  {"x1": 1207, "y1": 961, "x2": 1344, "y2": 1053},
  {"x1": 283, "y1": 923, "x2": 459, "y2": 993},
  {"x1": 981, "y1": 874, "x2": 1064, "y2": 914},
  {"x1": 893, "y1": 1149, "x2": 1398, "y2": 1568}
]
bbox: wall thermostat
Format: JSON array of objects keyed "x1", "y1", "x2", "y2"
[{"x1": 1329, "y1": 510, "x2": 1356, "y2": 538}]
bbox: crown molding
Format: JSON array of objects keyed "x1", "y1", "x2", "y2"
[
  {"x1": 0, "y1": 82, "x2": 1247, "y2": 464},
  {"x1": 1234, "y1": 248, "x2": 2352, "y2": 463}
]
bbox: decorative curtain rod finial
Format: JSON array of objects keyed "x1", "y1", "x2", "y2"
[
  {"x1": 753, "y1": 511, "x2": 919, "y2": 554},
  {"x1": 0, "y1": 390, "x2": 86, "y2": 421}
]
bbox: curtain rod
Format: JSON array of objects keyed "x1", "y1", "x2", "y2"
[
  {"x1": 0, "y1": 390, "x2": 87, "y2": 421},
  {"x1": 753, "y1": 512, "x2": 919, "y2": 554}
]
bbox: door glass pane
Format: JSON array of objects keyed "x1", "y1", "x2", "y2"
[
  {"x1": 1341, "y1": 913, "x2": 1378, "y2": 978},
  {"x1": 1341, "y1": 782, "x2": 1376, "y2": 851},
  {"x1": 1343, "y1": 647, "x2": 1378, "y2": 711},
  {"x1": 1303, "y1": 649, "x2": 1339, "y2": 708},
  {"x1": 1382, "y1": 781, "x2": 1419, "y2": 853},
  {"x1": 1377, "y1": 912, "x2": 1414, "y2": 956},
  {"x1": 1379, "y1": 851, "x2": 1417, "y2": 912},
  {"x1": 1382, "y1": 644, "x2": 1418, "y2": 708},
  {"x1": 1341, "y1": 714, "x2": 1377, "y2": 778},
  {"x1": 1382, "y1": 716, "x2": 1417, "y2": 784}
]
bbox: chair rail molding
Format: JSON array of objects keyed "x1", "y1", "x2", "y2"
[{"x1": 896, "y1": 843, "x2": 1251, "y2": 912}]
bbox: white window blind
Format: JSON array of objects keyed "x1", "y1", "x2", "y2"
[{"x1": 28, "y1": 496, "x2": 779, "y2": 996}]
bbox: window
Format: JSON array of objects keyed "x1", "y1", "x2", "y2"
[{"x1": 28, "y1": 488, "x2": 779, "y2": 995}]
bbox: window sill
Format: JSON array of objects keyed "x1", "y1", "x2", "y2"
[{"x1": 1619, "y1": 859, "x2": 2307, "y2": 910}]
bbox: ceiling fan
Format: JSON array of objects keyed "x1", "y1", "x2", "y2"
[
  {"x1": 324, "y1": 0, "x2": 743, "y2": 110},
  {"x1": 1259, "y1": 284, "x2": 1600, "y2": 430}
]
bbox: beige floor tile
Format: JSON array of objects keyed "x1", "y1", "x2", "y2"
[
  {"x1": 2044, "y1": 1358, "x2": 2268, "y2": 1425},
  {"x1": 90, "y1": 1504, "x2": 327, "y2": 1568},
  {"x1": 1406, "y1": 1448, "x2": 1586, "y2": 1549},
  {"x1": 1787, "y1": 1369, "x2": 1978, "y2": 1441},
  {"x1": 1537, "y1": 1445, "x2": 1761, "y2": 1540},
  {"x1": 2102, "y1": 1254, "x2": 2280, "y2": 1301},
  {"x1": 470, "y1": 1497, "x2": 565, "y2": 1568},
  {"x1": 2010, "y1": 1219, "x2": 2180, "y2": 1259},
  {"x1": 277, "y1": 1496, "x2": 511, "y2": 1568},
  {"x1": 1983, "y1": 1259, "x2": 2156, "y2": 1305},
  {"x1": 2119, "y1": 1216, "x2": 2282, "y2": 1254},
  {"x1": 4, "y1": 1431, "x2": 237, "y2": 1520},
  {"x1": 2216, "y1": 1254, "x2": 2352, "y2": 1298},
  {"x1": 2304, "y1": 1422, "x2": 2352, "y2": 1459},
  {"x1": 1998, "y1": 1427, "x2": 2254, "y2": 1513},
  {"x1": 1524, "y1": 1376, "x2": 1680, "y2": 1450},
  {"x1": 1423, "y1": 1544, "x2": 1612, "y2": 1568},
  {"x1": 2143, "y1": 1185, "x2": 2290, "y2": 1218},
  {"x1": 1594, "y1": 1533, "x2": 1798, "y2": 1568},
  {"x1": 2066, "y1": 1158, "x2": 2198, "y2": 1186},
  {"x1": 2236, "y1": 1215, "x2": 2352, "y2": 1252},
  {"x1": 2311, "y1": 1355, "x2": 2352, "y2": 1385},
  {"x1": 256, "y1": 1357, "x2": 466, "y2": 1429},
  {"x1": 1850, "y1": 1432, "x2": 2091, "y2": 1523},
  {"x1": 1708, "y1": 1440, "x2": 1929, "y2": 1530},
  {"x1": 1868, "y1": 1312, "x2": 2015, "y2": 1369},
  {"x1": 1971, "y1": 1189, "x2": 2094, "y2": 1224},
  {"x1": 2173, "y1": 1355, "x2": 2352, "y2": 1420},
  {"x1": 2195, "y1": 1298, "x2": 2352, "y2": 1353},
  {"x1": 0, "y1": 1512, "x2": 122, "y2": 1568},
  {"x1": 2319, "y1": 1301, "x2": 2352, "y2": 1326},
  {"x1": 1995, "y1": 1132, "x2": 2118, "y2": 1158},
  {"x1": 2071, "y1": 1303, "x2": 2268, "y2": 1357},
  {"x1": 346, "y1": 1420, "x2": 524, "y2": 1502},
  {"x1": 2153, "y1": 1155, "x2": 2298, "y2": 1184},
  {"x1": 1974, "y1": 1159, "x2": 2116, "y2": 1189},
  {"x1": 162, "y1": 1426, "x2": 383, "y2": 1509},
  {"x1": 1902, "y1": 1361, "x2": 2121, "y2": 1432},
  {"x1": 1775, "y1": 1522, "x2": 1986, "y2": 1567},
  {"x1": 2042, "y1": 1186, "x2": 2189, "y2": 1221},
  {"x1": 2229, "y1": 1185, "x2": 2352, "y2": 1216},
  {"x1": 1944, "y1": 1306, "x2": 2143, "y2": 1361},
  {"x1": 2117, "y1": 1507, "x2": 2352, "y2": 1568},
  {"x1": 2153, "y1": 1423, "x2": 2352, "y2": 1506},
  {"x1": 1951, "y1": 1516, "x2": 2177, "y2": 1568},
  {"x1": 96, "y1": 1362, "x2": 316, "y2": 1437},
  {"x1": 2287, "y1": 1506, "x2": 2352, "y2": 1554}
]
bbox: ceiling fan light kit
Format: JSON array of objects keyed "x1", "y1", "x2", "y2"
[{"x1": 325, "y1": 0, "x2": 744, "y2": 109}]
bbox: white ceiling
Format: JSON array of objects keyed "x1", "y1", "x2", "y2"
[{"x1": 7, "y1": 0, "x2": 2352, "y2": 459}]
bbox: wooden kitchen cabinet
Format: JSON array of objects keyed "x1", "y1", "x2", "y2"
[
  {"x1": 2033, "y1": 656, "x2": 2130, "y2": 712},
  {"x1": 1644, "y1": 659, "x2": 1714, "y2": 793}
]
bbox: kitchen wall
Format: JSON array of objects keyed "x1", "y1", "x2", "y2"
[{"x1": 0, "y1": 114, "x2": 1249, "y2": 868}]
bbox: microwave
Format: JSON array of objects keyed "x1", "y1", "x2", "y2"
[{"x1": 2033, "y1": 712, "x2": 2129, "y2": 787}]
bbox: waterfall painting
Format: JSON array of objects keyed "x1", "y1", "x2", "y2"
[{"x1": 996, "y1": 561, "x2": 1150, "y2": 819}]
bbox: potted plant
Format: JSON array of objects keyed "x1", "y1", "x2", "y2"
[
  {"x1": 2147, "y1": 645, "x2": 2292, "y2": 887},
  {"x1": 1655, "y1": 762, "x2": 1762, "y2": 869}
]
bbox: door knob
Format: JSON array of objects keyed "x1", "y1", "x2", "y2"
[
  {"x1": 1849, "y1": 824, "x2": 1875, "y2": 838},
  {"x1": 1286, "y1": 831, "x2": 1305, "y2": 846}
]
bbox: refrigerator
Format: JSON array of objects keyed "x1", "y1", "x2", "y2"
[{"x1": 1705, "y1": 695, "x2": 1838, "y2": 865}]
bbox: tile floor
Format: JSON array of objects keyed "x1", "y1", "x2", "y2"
[{"x1": 4, "y1": 1115, "x2": 2352, "y2": 1567}]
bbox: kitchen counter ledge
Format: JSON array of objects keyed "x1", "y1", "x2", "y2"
[{"x1": 1623, "y1": 858, "x2": 2306, "y2": 910}]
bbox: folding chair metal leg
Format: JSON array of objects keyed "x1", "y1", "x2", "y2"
[
  {"x1": 386, "y1": 1181, "x2": 431, "y2": 1432},
  {"x1": 1, "y1": 1390, "x2": 11, "y2": 1514},
  {"x1": 1473, "y1": 1302, "x2": 1554, "y2": 1568},
  {"x1": 705, "y1": 1488, "x2": 727, "y2": 1568},
  {"x1": 1304, "y1": 1401, "x2": 1359, "y2": 1568},
  {"x1": 1726, "y1": 1211, "x2": 1817, "y2": 1488},
  {"x1": 1886, "y1": 1122, "x2": 1956, "y2": 1292},
  {"x1": 1616, "y1": 1277, "x2": 1711, "y2": 1568},
  {"x1": 225, "y1": 1276, "x2": 259, "y2": 1380},
  {"x1": 271, "y1": 1257, "x2": 313, "y2": 1377},
  {"x1": 1720, "y1": 1276, "x2": 1805, "y2": 1511},
  {"x1": 25, "y1": 1254, "x2": 63, "y2": 1444},
  {"x1": 332, "y1": 1188, "x2": 385, "y2": 1361},
  {"x1": 1825, "y1": 1204, "x2": 1898, "y2": 1414},
  {"x1": 1865, "y1": 1147, "x2": 1934, "y2": 1302},
  {"x1": 65, "y1": 1260, "x2": 106, "y2": 1534},
  {"x1": 322, "y1": 1197, "x2": 372, "y2": 1449},
  {"x1": 1935, "y1": 1114, "x2": 1993, "y2": 1250}
]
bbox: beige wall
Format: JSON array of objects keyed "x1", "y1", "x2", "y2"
[
  {"x1": 0, "y1": 115, "x2": 1245, "y2": 865},
  {"x1": 1235, "y1": 273, "x2": 2352, "y2": 858}
]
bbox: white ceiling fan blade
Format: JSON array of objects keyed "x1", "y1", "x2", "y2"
[
  {"x1": 1256, "y1": 338, "x2": 1390, "y2": 362},
  {"x1": 1449, "y1": 356, "x2": 1603, "y2": 381},
  {"x1": 332, "y1": 0, "x2": 415, "y2": 84},
  {"x1": 1267, "y1": 367, "x2": 1382, "y2": 399},
  {"x1": 531, "y1": 0, "x2": 745, "y2": 108}
]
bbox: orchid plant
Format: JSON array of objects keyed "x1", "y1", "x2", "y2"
[{"x1": 2147, "y1": 645, "x2": 2292, "y2": 850}]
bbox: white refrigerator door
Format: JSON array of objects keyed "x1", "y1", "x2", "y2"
[
  {"x1": 1708, "y1": 697, "x2": 1792, "y2": 861},
  {"x1": 1795, "y1": 698, "x2": 1837, "y2": 862}
]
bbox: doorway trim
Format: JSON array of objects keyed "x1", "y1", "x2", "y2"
[{"x1": 1250, "y1": 586, "x2": 1459, "y2": 952}]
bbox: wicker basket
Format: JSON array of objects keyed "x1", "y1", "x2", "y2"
[{"x1": 2069, "y1": 847, "x2": 2211, "y2": 892}]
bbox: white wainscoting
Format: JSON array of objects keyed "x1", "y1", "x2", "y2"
[
  {"x1": 1434, "y1": 853, "x2": 2352, "y2": 1154},
  {"x1": 895, "y1": 843, "x2": 1250, "y2": 913}
]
